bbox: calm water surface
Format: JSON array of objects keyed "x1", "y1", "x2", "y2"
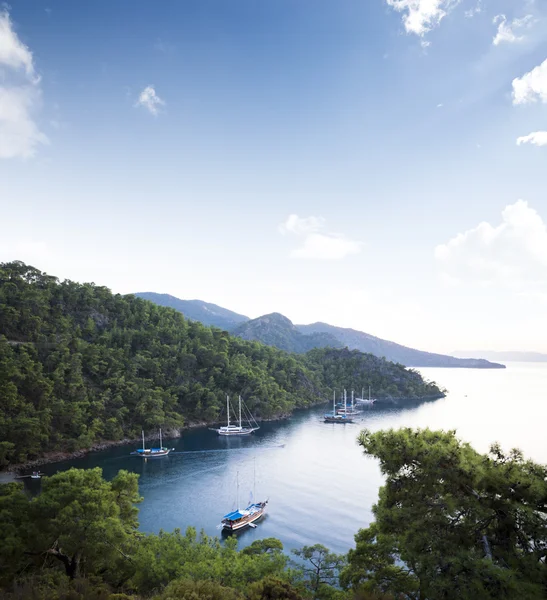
[{"x1": 37, "y1": 362, "x2": 547, "y2": 554}]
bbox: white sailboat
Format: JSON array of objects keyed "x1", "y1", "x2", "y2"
[
  {"x1": 336, "y1": 389, "x2": 360, "y2": 417},
  {"x1": 212, "y1": 395, "x2": 259, "y2": 436},
  {"x1": 356, "y1": 386, "x2": 375, "y2": 405}
]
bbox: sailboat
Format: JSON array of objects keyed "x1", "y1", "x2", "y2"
[
  {"x1": 337, "y1": 390, "x2": 360, "y2": 417},
  {"x1": 355, "y1": 386, "x2": 375, "y2": 405},
  {"x1": 134, "y1": 429, "x2": 173, "y2": 457},
  {"x1": 219, "y1": 463, "x2": 268, "y2": 532},
  {"x1": 211, "y1": 395, "x2": 259, "y2": 436},
  {"x1": 324, "y1": 389, "x2": 353, "y2": 423}
]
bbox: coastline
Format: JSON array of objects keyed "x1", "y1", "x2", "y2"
[
  {"x1": 4, "y1": 414, "x2": 293, "y2": 474},
  {"x1": 4, "y1": 395, "x2": 444, "y2": 474}
]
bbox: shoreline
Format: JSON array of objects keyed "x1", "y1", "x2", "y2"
[
  {"x1": 4, "y1": 414, "x2": 294, "y2": 474},
  {"x1": 4, "y1": 395, "x2": 444, "y2": 474}
]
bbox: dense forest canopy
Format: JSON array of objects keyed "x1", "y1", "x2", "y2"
[
  {"x1": 1, "y1": 430, "x2": 546, "y2": 599},
  {"x1": 0, "y1": 262, "x2": 442, "y2": 466}
]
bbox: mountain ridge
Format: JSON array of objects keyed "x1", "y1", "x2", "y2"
[
  {"x1": 135, "y1": 293, "x2": 504, "y2": 369},
  {"x1": 134, "y1": 292, "x2": 248, "y2": 330},
  {"x1": 298, "y1": 322, "x2": 505, "y2": 369}
]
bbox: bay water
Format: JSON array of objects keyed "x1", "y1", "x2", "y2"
[{"x1": 35, "y1": 362, "x2": 547, "y2": 554}]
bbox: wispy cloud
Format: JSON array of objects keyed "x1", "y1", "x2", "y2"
[
  {"x1": 385, "y1": 0, "x2": 460, "y2": 38},
  {"x1": 493, "y1": 14, "x2": 535, "y2": 46},
  {"x1": 516, "y1": 131, "x2": 547, "y2": 146},
  {"x1": 135, "y1": 85, "x2": 165, "y2": 116},
  {"x1": 464, "y1": 1, "x2": 482, "y2": 19},
  {"x1": 0, "y1": 9, "x2": 48, "y2": 159},
  {"x1": 435, "y1": 200, "x2": 547, "y2": 289},
  {"x1": 279, "y1": 214, "x2": 361, "y2": 260},
  {"x1": 512, "y1": 58, "x2": 547, "y2": 104}
]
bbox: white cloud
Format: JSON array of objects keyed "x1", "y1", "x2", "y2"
[
  {"x1": 512, "y1": 58, "x2": 547, "y2": 104},
  {"x1": 0, "y1": 10, "x2": 47, "y2": 159},
  {"x1": 435, "y1": 200, "x2": 547, "y2": 288},
  {"x1": 279, "y1": 214, "x2": 362, "y2": 260},
  {"x1": 493, "y1": 14, "x2": 534, "y2": 46},
  {"x1": 279, "y1": 214, "x2": 325, "y2": 235},
  {"x1": 0, "y1": 10, "x2": 37, "y2": 81},
  {"x1": 0, "y1": 86, "x2": 48, "y2": 158},
  {"x1": 516, "y1": 131, "x2": 547, "y2": 146},
  {"x1": 385, "y1": 0, "x2": 460, "y2": 37},
  {"x1": 291, "y1": 234, "x2": 362, "y2": 260},
  {"x1": 135, "y1": 85, "x2": 165, "y2": 116}
]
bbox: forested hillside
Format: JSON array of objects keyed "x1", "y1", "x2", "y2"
[
  {"x1": 304, "y1": 348, "x2": 445, "y2": 402},
  {"x1": 0, "y1": 262, "x2": 443, "y2": 467},
  {"x1": 232, "y1": 312, "x2": 341, "y2": 353}
]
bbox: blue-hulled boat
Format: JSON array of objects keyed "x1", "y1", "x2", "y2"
[
  {"x1": 134, "y1": 429, "x2": 173, "y2": 457},
  {"x1": 324, "y1": 390, "x2": 353, "y2": 423},
  {"x1": 219, "y1": 467, "x2": 268, "y2": 531},
  {"x1": 221, "y1": 501, "x2": 268, "y2": 531}
]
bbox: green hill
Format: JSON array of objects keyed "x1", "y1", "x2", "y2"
[
  {"x1": 231, "y1": 312, "x2": 342, "y2": 353},
  {"x1": 0, "y1": 262, "x2": 444, "y2": 467}
]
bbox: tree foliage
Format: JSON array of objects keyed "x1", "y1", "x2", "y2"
[
  {"x1": 0, "y1": 468, "x2": 141, "y2": 586},
  {"x1": 0, "y1": 468, "x2": 306, "y2": 599},
  {"x1": 343, "y1": 428, "x2": 547, "y2": 600}
]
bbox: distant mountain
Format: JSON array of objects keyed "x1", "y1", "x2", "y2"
[
  {"x1": 297, "y1": 323, "x2": 505, "y2": 369},
  {"x1": 231, "y1": 313, "x2": 342, "y2": 354},
  {"x1": 134, "y1": 293, "x2": 249, "y2": 330},
  {"x1": 453, "y1": 350, "x2": 547, "y2": 363},
  {"x1": 137, "y1": 293, "x2": 504, "y2": 369}
]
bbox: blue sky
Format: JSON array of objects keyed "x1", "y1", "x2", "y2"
[{"x1": 1, "y1": 0, "x2": 547, "y2": 353}]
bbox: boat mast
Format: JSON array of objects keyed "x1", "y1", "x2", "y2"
[
  {"x1": 351, "y1": 390, "x2": 354, "y2": 410},
  {"x1": 344, "y1": 389, "x2": 347, "y2": 411},
  {"x1": 333, "y1": 389, "x2": 336, "y2": 413},
  {"x1": 227, "y1": 395, "x2": 230, "y2": 428},
  {"x1": 160, "y1": 428, "x2": 162, "y2": 448},
  {"x1": 142, "y1": 430, "x2": 145, "y2": 451},
  {"x1": 239, "y1": 395, "x2": 242, "y2": 429},
  {"x1": 236, "y1": 470, "x2": 239, "y2": 509}
]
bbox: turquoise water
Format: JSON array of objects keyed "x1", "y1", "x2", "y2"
[{"x1": 36, "y1": 362, "x2": 547, "y2": 554}]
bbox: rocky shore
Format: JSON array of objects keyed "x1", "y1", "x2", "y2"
[{"x1": 5, "y1": 415, "x2": 293, "y2": 473}]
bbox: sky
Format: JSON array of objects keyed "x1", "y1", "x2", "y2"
[{"x1": 1, "y1": 0, "x2": 547, "y2": 355}]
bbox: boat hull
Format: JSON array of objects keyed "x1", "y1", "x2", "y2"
[
  {"x1": 134, "y1": 449, "x2": 172, "y2": 457},
  {"x1": 324, "y1": 416, "x2": 353, "y2": 423}
]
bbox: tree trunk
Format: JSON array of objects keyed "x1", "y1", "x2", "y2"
[{"x1": 46, "y1": 547, "x2": 81, "y2": 579}]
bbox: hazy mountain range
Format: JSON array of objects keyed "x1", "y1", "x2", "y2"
[
  {"x1": 134, "y1": 293, "x2": 505, "y2": 369},
  {"x1": 453, "y1": 351, "x2": 547, "y2": 363},
  {"x1": 135, "y1": 293, "x2": 249, "y2": 330}
]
